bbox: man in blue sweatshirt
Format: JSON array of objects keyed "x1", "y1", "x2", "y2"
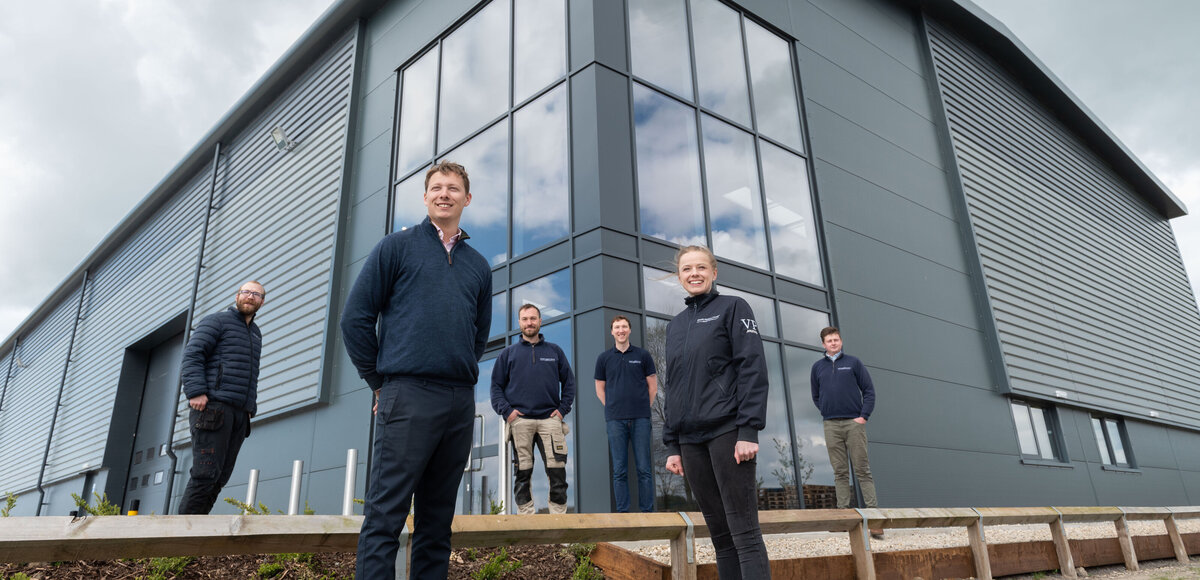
[
  {"x1": 340, "y1": 161, "x2": 492, "y2": 579},
  {"x1": 810, "y1": 326, "x2": 883, "y2": 538},
  {"x1": 491, "y1": 303, "x2": 576, "y2": 514}
]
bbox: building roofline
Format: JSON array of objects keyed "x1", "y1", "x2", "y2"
[{"x1": 919, "y1": 0, "x2": 1186, "y2": 219}]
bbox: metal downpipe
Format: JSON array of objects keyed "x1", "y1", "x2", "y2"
[
  {"x1": 35, "y1": 269, "x2": 89, "y2": 516},
  {"x1": 162, "y1": 142, "x2": 222, "y2": 515}
]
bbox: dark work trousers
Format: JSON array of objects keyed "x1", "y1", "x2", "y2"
[
  {"x1": 357, "y1": 377, "x2": 474, "y2": 580},
  {"x1": 679, "y1": 430, "x2": 771, "y2": 580},
  {"x1": 179, "y1": 400, "x2": 250, "y2": 515}
]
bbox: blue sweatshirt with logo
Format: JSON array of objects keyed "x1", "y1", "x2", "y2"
[
  {"x1": 490, "y1": 335, "x2": 576, "y2": 420},
  {"x1": 810, "y1": 353, "x2": 876, "y2": 420},
  {"x1": 340, "y1": 217, "x2": 492, "y2": 389}
]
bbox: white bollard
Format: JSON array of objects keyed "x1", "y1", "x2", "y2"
[
  {"x1": 343, "y1": 449, "x2": 358, "y2": 516},
  {"x1": 288, "y1": 460, "x2": 303, "y2": 515},
  {"x1": 244, "y1": 469, "x2": 260, "y2": 514}
]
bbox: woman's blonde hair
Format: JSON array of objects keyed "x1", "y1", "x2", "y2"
[{"x1": 673, "y1": 245, "x2": 717, "y2": 273}]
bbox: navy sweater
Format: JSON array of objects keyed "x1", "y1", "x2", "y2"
[
  {"x1": 490, "y1": 336, "x2": 576, "y2": 419},
  {"x1": 810, "y1": 353, "x2": 876, "y2": 420},
  {"x1": 181, "y1": 306, "x2": 262, "y2": 415},
  {"x1": 663, "y1": 291, "x2": 768, "y2": 455},
  {"x1": 340, "y1": 217, "x2": 493, "y2": 389}
]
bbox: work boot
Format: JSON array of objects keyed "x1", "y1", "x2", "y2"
[
  {"x1": 517, "y1": 501, "x2": 536, "y2": 515},
  {"x1": 549, "y1": 502, "x2": 567, "y2": 515}
]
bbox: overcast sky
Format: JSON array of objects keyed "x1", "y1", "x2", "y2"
[{"x1": 2, "y1": 0, "x2": 1199, "y2": 342}]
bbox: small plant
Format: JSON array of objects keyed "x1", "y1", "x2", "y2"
[
  {"x1": 257, "y1": 561, "x2": 284, "y2": 578},
  {"x1": 487, "y1": 491, "x2": 505, "y2": 515},
  {"x1": 571, "y1": 556, "x2": 604, "y2": 580},
  {"x1": 563, "y1": 543, "x2": 595, "y2": 560},
  {"x1": 145, "y1": 555, "x2": 194, "y2": 580},
  {"x1": 466, "y1": 547, "x2": 480, "y2": 561},
  {"x1": 223, "y1": 497, "x2": 272, "y2": 514},
  {"x1": 471, "y1": 547, "x2": 521, "y2": 579},
  {"x1": 353, "y1": 497, "x2": 365, "y2": 505},
  {"x1": 274, "y1": 552, "x2": 314, "y2": 564},
  {"x1": 8, "y1": 573, "x2": 32, "y2": 580},
  {"x1": 71, "y1": 492, "x2": 120, "y2": 515},
  {"x1": 1, "y1": 492, "x2": 16, "y2": 517}
]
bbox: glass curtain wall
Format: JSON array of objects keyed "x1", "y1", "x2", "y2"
[
  {"x1": 390, "y1": 0, "x2": 571, "y2": 513},
  {"x1": 630, "y1": 0, "x2": 834, "y2": 510}
]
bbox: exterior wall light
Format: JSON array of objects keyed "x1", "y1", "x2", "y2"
[{"x1": 270, "y1": 126, "x2": 297, "y2": 151}]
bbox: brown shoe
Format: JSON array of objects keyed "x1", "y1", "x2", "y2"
[{"x1": 870, "y1": 529, "x2": 885, "y2": 539}]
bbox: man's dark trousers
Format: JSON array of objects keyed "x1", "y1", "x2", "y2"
[
  {"x1": 357, "y1": 377, "x2": 474, "y2": 580},
  {"x1": 179, "y1": 400, "x2": 250, "y2": 514}
]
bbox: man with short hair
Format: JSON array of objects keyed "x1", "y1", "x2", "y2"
[
  {"x1": 491, "y1": 304, "x2": 576, "y2": 514},
  {"x1": 178, "y1": 281, "x2": 266, "y2": 515},
  {"x1": 810, "y1": 326, "x2": 883, "y2": 538},
  {"x1": 341, "y1": 161, "x2": 492, "y2": 579},
  {"x1": 594, "y1": 315, "x2": 658, "y2": 513}
]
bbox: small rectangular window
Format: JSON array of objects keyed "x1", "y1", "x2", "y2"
[
  {"x1": 1092, "y1": 415, "x2": 1134, "y2": 468},
  {"x1": 1010, "y1": 400, "x2": 1063, "y2": 462}
]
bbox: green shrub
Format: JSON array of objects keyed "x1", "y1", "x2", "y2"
[
  {"x1": 1, "y1": 492, "x2": 16, "y2": 517},
  {"x1": 71, "y1": 492, "x2": 120, "y2": 516},
  {"x1": 145, "y1": 555, "x2": 193, "y2": 580},
  {"x1": 257, "y1": 562, "x2": 284, "y2": 578},
  {"x1": 471, "y1": 547, "x2": 521, "y2": 579},
  {"x1": 571, "y1": 556, "x2": 604, "y2": 580},
  {"x1": 563, "y1": 543, "x2": 595, "y2": 560},
  {"x1": 223, "y1": 498, "x2": 272, "y2": 515}
]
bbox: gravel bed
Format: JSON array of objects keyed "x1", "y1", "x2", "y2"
[{"x1": 628, "y1": 518, "x2": 1200, "y2": 564}]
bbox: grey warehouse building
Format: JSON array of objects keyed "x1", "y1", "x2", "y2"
[{"x1": 3, "y1": 0, "x2": 1200, "y2": 518}]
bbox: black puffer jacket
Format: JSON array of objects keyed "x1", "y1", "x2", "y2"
[
  {"x1": 663, "y1": 291, "x2": 768, "y2": 455},
  {"x1": 181, "y1": 306, "x2": 262, "y2": 416}
]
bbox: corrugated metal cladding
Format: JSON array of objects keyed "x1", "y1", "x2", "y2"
[
  {"x1": 0, "y1": 25, "x2": 359, "y2": 494},
  {"x1": 925, "y1": 20, "x2": 1200, "y2": 428}
]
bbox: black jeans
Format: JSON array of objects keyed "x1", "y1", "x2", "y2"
[
  {"x1": 179, "y1": 400, "x2": 250, "y2": 514},
  {"x1": 356, "y1": 378, "x2": 474, "y2": 580},
  {"x1": 680, "y1": 430, "x2": 771, "y2": 580}
]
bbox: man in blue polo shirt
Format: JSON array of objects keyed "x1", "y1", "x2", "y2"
[
  {"x1": 811, "y1": 326, "x2": 883, "y2": 539},
  {"x1": 594, "y1": 315, "x2": 658, "y2": 513},
  {"x1": 491, "y1": 303, "x2": 576, "y2": 514}
]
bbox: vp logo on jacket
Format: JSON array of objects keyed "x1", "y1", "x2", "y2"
[{"x1": 741, "y1": 319, "x2": 759, "y2": 334}]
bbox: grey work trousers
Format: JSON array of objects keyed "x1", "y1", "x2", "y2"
[{"x1": 823, "y1": 418, "x2": 878, "y2": 509}]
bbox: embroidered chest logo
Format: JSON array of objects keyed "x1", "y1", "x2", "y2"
[
  {"x1": 740, "y1": 319, "x2": 759, "y2": 334},
  {"x1": 697, "y1": 315, "x2": 721, "y2": 323},
  {"x1": 539, "y1": 357, "x2": 557, "y2": 362}
]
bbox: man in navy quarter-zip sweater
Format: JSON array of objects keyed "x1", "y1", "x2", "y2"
[
  {"x1": 810, "y1": 326, "x2": 884, "y2": 539},
  {"x1": 341, "y1": 162, "x2": 492, "y2": 580},
  {"x1": 491, "y1": 303, "x2": 576, "y2": 514}
]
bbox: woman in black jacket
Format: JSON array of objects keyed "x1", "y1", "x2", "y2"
[{"x1": 663, "y1": 245, "x2": 770, "y2": 579}]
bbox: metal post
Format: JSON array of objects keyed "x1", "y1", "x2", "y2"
[
  {"x1": 288, "y1": 460, "x2": 304, "y2": 515},
  {"x1": 36, "y1": 270, "x2": 89, "y2": 516},
  {"x1": 343, "y1": 449, "x2": 358, "y2": 516},
  {"x1": 245, "y1": 469, "x2": 260, "y2": 513},
  {"x1": 498, "y1": 418, "x2": 511, "y2": 514}
]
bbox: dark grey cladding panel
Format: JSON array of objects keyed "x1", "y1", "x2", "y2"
[
  {"x1": 1117, "y1": 418, "x2": 1182, "y2": 470},
  {"x1": 1166, "y1": 427, "x2": 1200, "y2": 473},
  {"x1": 356, "y1": 80, "x2": 396, "y2": 151},
  {"x1": 805, "y1": 0, "x2": 922, "y2": 68},
  {"x1": 864, "y1": 368, "x2": 1012, "y2": 454},
  {"x1": 814, "y1": 162, "x2": 967, "y2": 272},
  {"x1": 834, "y1": 292, "x2": 993, "y2": 390},
  {"x1": 870, "y1": 443, "x2": 1097, "y2": 508},
  {"x1": 1086, "y1": 463, "x2": 1190, "y2": 506},
  {"x1": 927, "y1": 20, "x2": 1200, "y2": 429},
  {"x1": 824, "y1": 225, "x2": 979, "y2": 330}
]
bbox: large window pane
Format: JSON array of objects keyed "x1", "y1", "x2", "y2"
[
  {"x1": 634, "y1": 85, "x2": 705, "y2": 246},
  {"x1": 392, "y1": 169, "x2": 429, "y2": 232},
  {"x1": 513, "y1": 0, "x2": 566, "y2": 105},
  {"x1": 1104, "y1": 419, "x2": 1127, "y2": 465},
  {"x1": 512, "y1": 84, "x2": 569, "y2": 256},
  {"x1": 512, "y1": 269, "x2": 571, "y2": 322},
  {"x1": 691, "y1": 0, "x2": 751, "y2": 126},
  {"x1": 439, "y1": 122, "x2": 509, "y2": 265},
  {"x1": 761, "y1": 140, "x2": 822, "y2": 284},
  {"x1": 702, "y1": 116, "x2": 768, "y2": 269},
  {"x1": 396, "y1": 49, "x2": 439, "y2": 179},
  {"x1": 643, "y1": 266, "x2": 687, "y2": 317},
  {"x1": 1011, "y1": 403, "x2": 1039, "y2": 457},
  {"x1": 780, "y1": 302, "x2": 828, "y2": 346},
  {"x1": 628, "y1": 0, "x2": 693, "y2": 100},
  {"x1": 745, "y1": 21, "x2": 803, "y2": 152},
  {"x1": 1030, "y1": 407, "x2": 1056, "y2": 460},
  {"x1": 646, "y1": 316, "x2": 698, "y2": 510},
  {"x1": 1092, "y1": 418, "x2": 1113, "y2": 465},
  {"x1": 785, "y1": 345, "x2": 836, "y2": 507},
  {"x1": 717, "y1": 285, "x2": 776, "y2": 338},
  {"x1": 758, "y1": 342, "x2": 799, "y2": 509},
  {"x1": 438, "y1": 0, "x2": 510, "y2": 151}
]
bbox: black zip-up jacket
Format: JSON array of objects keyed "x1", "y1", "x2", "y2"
[
  {"x1": 663, "y1": 291, "x2": 768, "y2": 455},
  {"x1": 181, "y1": 306, "x2": 262, "y2": 416}
]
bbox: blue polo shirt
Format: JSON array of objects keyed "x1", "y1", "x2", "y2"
[{"x1": 594, "y1": 345, "x2": 657, "y2": 421}]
